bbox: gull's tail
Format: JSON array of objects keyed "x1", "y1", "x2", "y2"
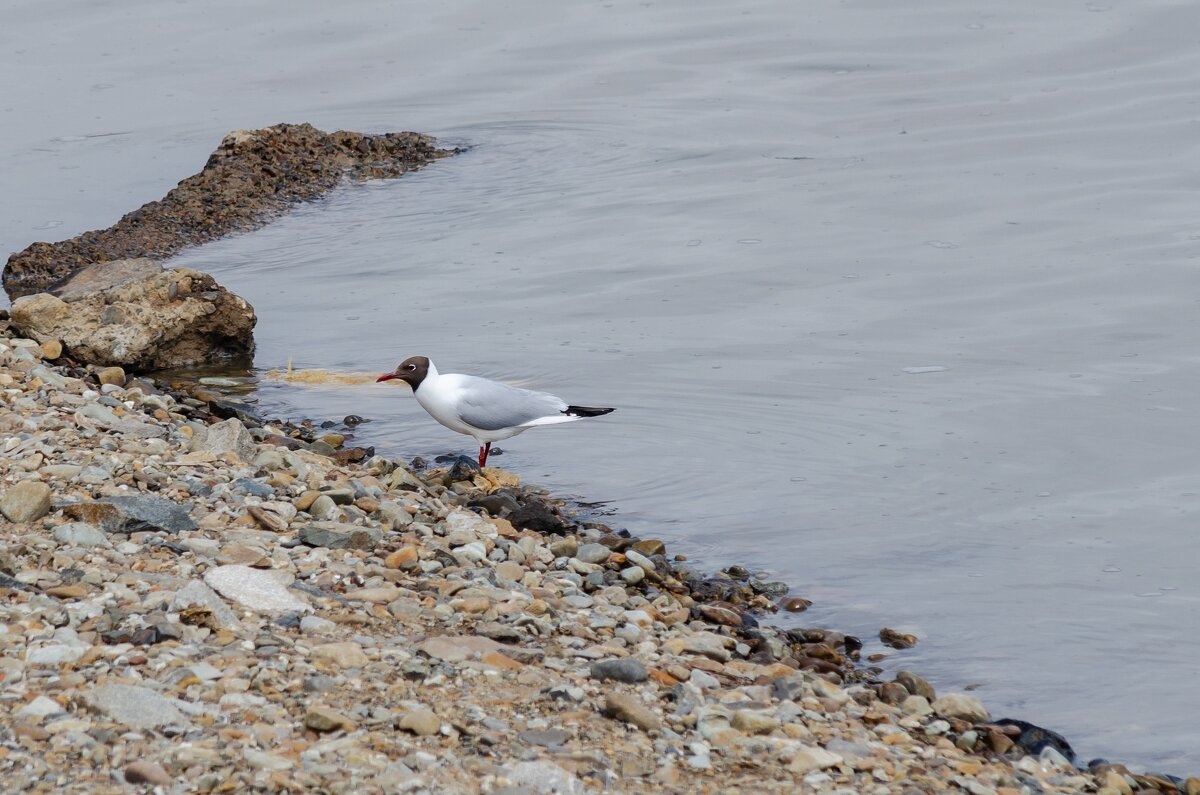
[{"x1": 563, "y1": 406, "x2": 615, "y2": 418}]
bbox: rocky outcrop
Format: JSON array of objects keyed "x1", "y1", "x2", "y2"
[
  {"x1": 10, "y1": 261, "x2": 255, "y2": 370},
  {"x1": 3, "y1": 123, "x2": 454, "y2": 298}
]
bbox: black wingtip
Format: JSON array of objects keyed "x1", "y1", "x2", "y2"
[{"x1": 563, "y1": 405, "x2": 615, "y2": 418}]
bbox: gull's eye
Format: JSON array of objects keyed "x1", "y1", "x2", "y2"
[{"x1": 405, "y1": 364, "x2": 416, "y2": 371}]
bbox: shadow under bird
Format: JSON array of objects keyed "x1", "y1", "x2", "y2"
[{"x1": 376, "y1": 356, "x2": 614, "y2": 467}]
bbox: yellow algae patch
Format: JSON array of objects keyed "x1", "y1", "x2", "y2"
[{"x1": 262, "y1": 360, "x2": 384, "y2": 386}]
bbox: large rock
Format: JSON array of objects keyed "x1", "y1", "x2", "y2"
[
  {"x1": 10, "y1": 264, "x2": 254, "y2": 371},
  {"x1": 196, "y1": 418, "x2": 257, "y2": 461},
  {"x1": 0, "y1": 480, "x2": 52, "y2": 523},
  {"x1": 297, "y1": 522, "x2": 381, "y2": 550},
  {"x1": 932, "y1": 693, "x2": 991, "y2": 723},
  {"x1": 64, "y1": 495, "x2": 196, "y2": 534},
  {"x1": 87, "y1": 684, "x2": 191, "y2": 730},
  {"x1": 203, "y1": 564, "x2": 310, "y2": 614}
]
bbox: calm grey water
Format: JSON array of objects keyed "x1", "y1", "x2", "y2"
[{"x1": 5, "y1": 0, "x2": 1200, "y2": 770}]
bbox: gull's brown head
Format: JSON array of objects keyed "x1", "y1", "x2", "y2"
[{"x1": 376, "y1": 356, "x2": 431, "y2": 390}]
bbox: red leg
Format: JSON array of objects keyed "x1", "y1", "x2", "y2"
[{"x1": 478, "y1": 442, "x2": 491, "y2": 468}]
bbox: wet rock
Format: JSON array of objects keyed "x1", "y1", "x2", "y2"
[
  {"x1": 5, "y1": 124, "x2": 450, "y2": 297},
  {"x1": 590, "y1": 658, "x2": 648, "y2": 683},
  {"x1": 65, "y1": 495, "x2": 197, "y2": 534},
  {"x1": 468, "y1": 491, "x2": 521, "y2": 516},
  {"x1": 298, "y1": 522, "x2": 381, "y2": 550},
  {"x1": 575, "y1": 543, "x2": 611, "y2": 564},
  {"x1": 630, "y1": 539, "x2": 666, "y2": 557},
  {"x1": 507, "y1": 502, "x2": 569, "y2": 534},
  {"x1": 604, "y1": 693, "x2": 661, "y2": 732},
  {"x1": 0, "y1": 480, "x2": 51, "y2": 522},
  {"x1": 991, "y1": 718, "x2": 1076, "y2": 762},
  {"x1": 896, "y1": 670, "x2": 936, "y2": 700},
  {"x1": 933, "y1": 693, "x2": 990, "y2": 723},
  {"x1": 880, "y1": 627, "x2": 919, "y2": 649},
  {"x1": 87, "y1": 684, "x2": 190, "y2": 730},
  {"x1": 203, "y1": 564, "x2": 310, "y2": 614},
  {"x1": 10, "y1": 266, "x2": 255, "y2": 370}
]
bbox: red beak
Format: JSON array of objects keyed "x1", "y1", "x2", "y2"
[{"x1": 376, "y1": 373, "x2": 400, "y2": 382}]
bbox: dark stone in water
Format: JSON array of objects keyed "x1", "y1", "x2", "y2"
[
  {"x1": 468, "y1": 491, "x2": 522, "y2": 516},
  {"x1": 468, "y1": 494, "x2": 525, "y2": 521},
  {"x1": 446, "y1": 456, "x2": 480, "y2": 482},
  {"x1": 410, "y1": 456, "x2": 428, "y2": 470},
  {"x1": 690, "y1": 578, "x2": 747, "y2": 603},
  {"x1": 991, "y1": 718, "x2": 1075, "y2": 763},
  {"x1": 724, "y1": 565, "x2": 750, "y2": 580},
  {"x1": 343, "y1": 415, "x2": 364, "y2": 426},
  {"x1": 750, "y1": 579, "x2": 789, "y2": 597},
  {"x1": 842, "y1": 635, "x2": 863, "y2": 654},
  {"x1": 508, "y1": 504, "x2": 569, "y2": 535},
  {"x1": 630, "y1": 539, "x2": 665, "y2": 557},
  {"x1": 780, "y1": 597, "x2": 811, "y2": 612},
  {"x1": 879, "y1": 627, "x2": 919, "y2": 649},
  {"x1": 209, "y1": 399, "x2": 262, "y2": 426},
  {"x1": 261, "y1": 434, "x2": 303, "y2": 451},
  {"x1": 331, "y1": 446, "x2": 372, "y2": 464}
]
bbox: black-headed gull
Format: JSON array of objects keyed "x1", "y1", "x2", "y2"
[{"x1": 377, "y1": 356, "x2": 614, "y2": 467}]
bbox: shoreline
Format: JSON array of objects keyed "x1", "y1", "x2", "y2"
[{"x1": 0, "y1": 326, "x2": 1188, "y2": 793}]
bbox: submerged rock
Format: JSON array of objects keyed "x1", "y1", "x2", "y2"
[{"x1": 4, "y1": 123, "x2": 454, "y2": 298}]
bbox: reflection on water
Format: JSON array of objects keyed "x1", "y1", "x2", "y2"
[{"x1": 6, "y1": 0, "x2": 1200, "y2": 770}]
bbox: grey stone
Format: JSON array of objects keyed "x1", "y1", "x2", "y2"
[
  {"x1": 519, "y1": 729, "x2": 572, "y2": 747},
  {"x1": 52, "y1": 522, "x2": 111, "y2": 548},
  {"x1": 64, "y1": 495, "x2": 196, "y2": 534},
  {"x1": 932, "y1": 693, "x2": 990, "y2": 723},
  {"x1": 575, "y1": 543, "x2": 611, "y2": 564},
  {"x1": 232, "y1": 478, "x2": 274, "y2": 497},
  {"x1": 589, "y1": 658, "x2": 648, "y2": 683},
  {"x1": 172, "y1": 580, "x2": 240, "y2": 628},
  {"x1": 203, "y1": 565, "x2": 310, "y2": 614},
  {"x1": 16, "y1": 695, "x2": 66, "y2": 720},
  {"x1": 307, "y1": 495, "x2": 341, "y2": 521},
  {"x1": 200, "y1": 418, "x2": 256, "y2": 461},
  {"x1": 87, "y1": 684, "x2": 191, "y2": 730},
  {"x1": 0, "y1": 480, "x2": 51, "y2": 523},
  {"x1": 505, "y1": 761, "x2": 582, "y2": 795},
  {"x1": 298, "y1": 522, "x2": 381, "y2": 550}
]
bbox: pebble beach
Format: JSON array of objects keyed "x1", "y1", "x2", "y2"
[{"x1": 1, "y1": 324, "x2": 1188, "y2": 794}]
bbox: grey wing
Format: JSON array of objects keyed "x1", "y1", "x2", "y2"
[{"x1": 455, "y1": 377, "x2": 567, "y2": 431}]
